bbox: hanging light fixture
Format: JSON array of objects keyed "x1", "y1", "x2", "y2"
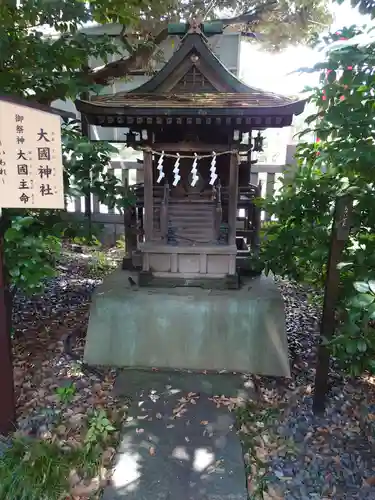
[{"x1": 253, "y1": 131, "x2": 264, "y2": 152}]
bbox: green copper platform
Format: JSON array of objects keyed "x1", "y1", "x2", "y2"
[{"x1": 84, "y1": 269, "x2": 290, "y2": 377}]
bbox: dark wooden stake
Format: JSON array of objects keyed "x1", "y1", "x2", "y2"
[
  {"x1": 0, "y1": 209, "x2": 16, "y2": 434},
  {"x1": 313, "y1": 195, "x2": 353, "y2": 415}
]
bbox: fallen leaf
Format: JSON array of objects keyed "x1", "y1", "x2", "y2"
[
  {"x1": 149, "y1": 447, "x2": 156, "y2": 456},
  {"x1": 173, "y1": 404, "x2": 186, "y2": 415},
  {"x1": 200, "y1": 420, "x2": 209, "y2": 425}
]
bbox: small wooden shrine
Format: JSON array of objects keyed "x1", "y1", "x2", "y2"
[{"x1": 76, "y1": 20, "x2": 305, "y2": 288}]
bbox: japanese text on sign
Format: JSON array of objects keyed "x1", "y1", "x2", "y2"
[{"x1": 0, "y1": 100, "x2": 64, "y2": 209}]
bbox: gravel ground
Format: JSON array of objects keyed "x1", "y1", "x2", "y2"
[
  {"x1": 11, "y1": 247, "x2": 124, "y2": 442},
  {"x1": 254, "y1": 280, "x2": 375, "y2": 500},
  {"x1": 8, "y1": 248, "x2": 375, "y2": 499}
]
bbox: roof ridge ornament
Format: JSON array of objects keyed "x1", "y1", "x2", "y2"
[
  {"x1": 180, "y1": 18, "x2": 208, "y2": 43},
  {"x1": 188, "y1": 18, "x2": 203, "y2": 34}
]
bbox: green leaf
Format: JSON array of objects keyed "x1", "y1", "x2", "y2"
[
  {"x1": 345, "y1": 340, "x2": 358, "y2": 354},
  {"x1": 353, "y1": 281, "x2": 370, "y2": 293},
  {"x1": 351, "y1": 293, "x2": 375, "y2": 308},
  {"x1": 368, "y1": 281, "x2": 375, "y2": 294},
  {"x1": 368, "y1": 302, "x2": 375, "y2": 320},
  {"x1": 4, "y1": 227, "x2": 20, "y2": 242},
  {"x1": 357, "y1": 339, "x2": 367, "y2": 352}
]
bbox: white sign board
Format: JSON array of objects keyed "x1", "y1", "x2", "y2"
[{"x1": 0, "y1": 99, "x2": 64, "y2": 209}]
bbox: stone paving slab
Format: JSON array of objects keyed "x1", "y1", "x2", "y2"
[
  {"x1": 102, "y1": 370, "x2": 249, "y2": 500},
  {"x1": 113, "y1": 369, "x2": 256, "y2": 401}
]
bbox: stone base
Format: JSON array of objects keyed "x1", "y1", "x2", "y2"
[
  {"x1": 140, "y1": 243, "x2": 237, "y2": 278},
  {"x1": 138, "y1": 271, "x2": 240, "y2": 289},
  {"x1": 122, "y1": 251, "x2": 142, "y2": 271},
  {"x1": 84, "y1": 268, "x2": 290, "y2": 377}
]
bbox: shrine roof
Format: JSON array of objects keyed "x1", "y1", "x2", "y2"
[
  {"x1": 76, "y1": 30, "x2": 306, "y2": 126},
  {"x1": 82, "y1": 91, "x2": 301, "y2": 111}
]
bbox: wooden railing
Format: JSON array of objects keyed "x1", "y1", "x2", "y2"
[
  {"x1": 213, "y1": 181, "x2": 222, "y2": 241},
  {"x1": 220, "y1": 184, "x2": 259, "y2": 205},
  {"x1": 132, "y1": 183, "x2": 164, "y2": 206},
  {"x1": 64, "y1": 163, "x2": 288, "y2": 246},
  {"x1": 160, "y1": 182, "x2": 170, "y2": 241}
]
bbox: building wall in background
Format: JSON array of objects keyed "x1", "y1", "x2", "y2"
[{"x1": 52, "y1": 26, "x2": 242, "y2": 143}]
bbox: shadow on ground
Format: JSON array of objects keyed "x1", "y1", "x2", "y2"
[{"x1": 102, "y1": 370, "x2": 254, "y2": 500}]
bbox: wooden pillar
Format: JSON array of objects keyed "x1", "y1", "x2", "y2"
[
  {"x1": 228, "y1": 151, "x2": 239, "y2": 245},
  {"x1": 0, "y1": 211, "x2": 15, "y2": 434},
  {"x1": 143, "y1": 149, "x2": 153, "y2": 242}
]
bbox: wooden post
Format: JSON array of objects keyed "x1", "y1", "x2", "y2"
[
  {"x1": 80, "y1": 98, "x2": 92, "y2": 240},
  {"x1": 313, "y1": 194, "x2": 353, "y2": 415},
  {"x1": 228, "y1": 151, "x2": 239, "y2": 246},
  {"x1": 0, "y1": 209, "x2": 16, "y2": 434},
  {"x1": 143, "y1": 149, "x2": 153, "y2": 242},
  {"x1": 252, "y1": 181, "x2": 262, "y2": 256},
  {"x1": 214, "y1": 181, "x2": 222, "y2": 240},
  {"x1": 122, "y1": 178, "x2": 138, "y2": 269},
  {"x1": 160, "y1": 182, "x2": 169, "y2": 241}
]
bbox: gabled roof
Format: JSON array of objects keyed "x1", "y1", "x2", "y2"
[
  {"x1": 76, "y1": 30, "x2": 306, "y2": 128},
  {"x1": 127, "y1": 32, "x2": 250, "y2": 94}
]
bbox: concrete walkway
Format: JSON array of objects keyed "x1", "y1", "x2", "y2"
[{"x1": 102, "y1": 370, "x2": 254, "y2": 500}]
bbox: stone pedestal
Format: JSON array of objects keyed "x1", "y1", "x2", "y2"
[{"x1": 83, "y1": 269, "x2": 290, "y2": 377}]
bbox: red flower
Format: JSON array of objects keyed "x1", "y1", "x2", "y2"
[
  {"x1": 316, "y1": 138, "x2": 321, "y2": 143},
  {"x1": 340, "y1": 95, "x2": 346, "y2": 101},
  {"x1": 316, "y1": 151, "x2": 321, "y2": 156},
  {"x1": 322, "y1": 95, "x2": 327, "y2": 101},
  {"x1": 340, "y1": 37, "x2": 348, "y2": 40},
  {"x1": 347, "y1": 66, "x2": 353, "y2": 70}
]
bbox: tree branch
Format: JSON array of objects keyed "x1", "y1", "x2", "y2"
[
  {"x1": 90, "y1": 25, "x2": 169, "y2": 85},
  {"x1": 119, "y1": 24, "x2": 136, "y2": 55},
  {"x1": 89, "y1": 1, "x2": 277, "y2": 86}
]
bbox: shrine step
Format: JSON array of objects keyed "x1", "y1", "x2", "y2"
[{"x1": 153, "y1": 200, "x2": 216, "y2": 243}]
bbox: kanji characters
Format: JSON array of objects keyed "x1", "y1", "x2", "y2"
[
  {"x1": 40, "y1": 183, "x2": 53, "y2": 196},
  {"x1": 17, "y1": 164, "x2": 29, "y2": 175},
  {"x1": 19, "y1": 192, "x2": 30, "y2": 204},
  {"x1": 19, "y1": 179, "x2": 30, "y2": 190},
  {"x1": 37, "y1": 128, "x2": 50, "y2": 142},
  {"x1": 37, "y1": 147, "x2": 50, "y2": 161},
  {"x1": 17, "y1": 149, "x2": 27, "y2": 161},
  {"x1": 38, "y1": 165, "x2": 52, "y2": 179}
]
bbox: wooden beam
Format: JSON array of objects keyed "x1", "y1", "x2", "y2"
[
  {"x1": 228, "y1": 151, "x2": 239, "y2": 246},
  {"x1": 143, "y1": 150, "x2": 154, "y2": 242},
  {"x1": 152, "y1": 143, "x2": 231, "y2": 153}
]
